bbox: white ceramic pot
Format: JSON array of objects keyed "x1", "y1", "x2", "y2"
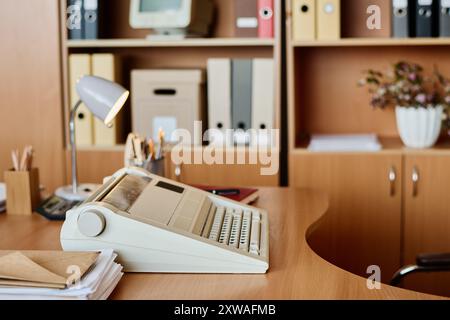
[{"x1": 395, "y1": 105, "x2": 443, "y2": 149}]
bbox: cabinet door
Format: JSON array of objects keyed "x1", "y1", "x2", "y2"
[
  {"x1": 404, "y1": 155, "x2": 450, "y2": 296},
  {"x1": 166, "y1": 149, "x2": 279, "y2": 187},
  {"x1": 290, "y1": 153, "x2": 402, "y2": 283}
]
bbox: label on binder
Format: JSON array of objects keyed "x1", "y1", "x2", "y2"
[
  {"x1": 418, "y1": 0, "x2": 433, "y2": 5},
  {"x1": 393, "y1": 0, "x2": 408, "y2": 7},
  {"x1": 237, "y1": 17, "x2": 258, "y2": 28},
  {"x1": 84, "y1": 0, "x2": 98, "y2": 10}
]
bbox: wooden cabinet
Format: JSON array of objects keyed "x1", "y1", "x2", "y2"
[
  {"x1": 403, "y1": 154, "x2": 450, "y2": 296},
  {"x1": 290, "y1": 153, "x2": 403, "y2": 282},
  {"x1": 166, "y1": 149, "x2": 279, "y2": 187},
  {"x1": 290, "y1": 152, "x2": 450, "y2": 294}
]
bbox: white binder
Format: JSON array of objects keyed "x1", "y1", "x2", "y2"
[
  {"x1": 207, "y1": 59, "x2": 232, "y2": 146},
  {"x1": 252, "y1": 58, "x2": 274, "y2": 146}
]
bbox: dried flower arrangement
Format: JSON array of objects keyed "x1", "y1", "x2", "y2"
[{"x1": 358, "y1": 61, "x2": 450, "y2": 111}]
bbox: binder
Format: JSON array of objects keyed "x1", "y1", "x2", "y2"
[
  {"x1": 317, "y1": 0, "x2": 341, "y2": 40},
  {"x1": 92, "y1": 54, "x2": 122, "y2": 146},
  {"x1": 258, "y1": 0, "x2": 274, "y2": 38},
  {"x1": 392, "y1": 0, "x2": 414, "y2": 37},
  {"x1": 440, "y1": 0, "x2": 450, "y2": 36},
  {"x1": 252, "y1": 59, "x2": 274, "y2": 146},
  {"x1": 207, "y1": 59, "x2": 232, "y2": 145},
  {"x1": 67, "y1": 0, "x2": 84, "y2": 40},
  {"x1": 416, "y1": 0, "x2": 439, "y2": 37},
  {"x1": 232, "y1": 59, "x2": 252, "y2": 132},
  {"x1": 84, "y1": 0, "x2": 99, "y2": 39},
  {"x1": 292, "y1": 0, "x2": 316, "y2": 41},
  {"x1": 234, "y1": 0, "x2": 259, "y2": 37},
  {"x1": 69, "y1": 54, "x2": 93, "y2": 146},
  {"x1": 341, "y1": 0, "x2": 391, "y2": 38}
]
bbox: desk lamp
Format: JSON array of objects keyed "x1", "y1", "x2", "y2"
[{"x1": 56, "y1": 75, "x2": 129, "y2": 201}]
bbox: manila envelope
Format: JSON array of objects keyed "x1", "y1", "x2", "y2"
[{"x1": 0, "y1": 251, "x2": 99, "y2": 289}]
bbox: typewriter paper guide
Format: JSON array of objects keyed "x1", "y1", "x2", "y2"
[{"x1": 60, "y1": 168, "x2": 269, "y2": 274}]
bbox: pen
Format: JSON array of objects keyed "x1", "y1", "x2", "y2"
[
  {"x1": 11, "y1": 150, "x2": 19, "y2": 172},
  {"x1": 26, "y1": 146, "x2": 33, "y2": 171},
  {"x1": 209, "y1": 189, "x2": 241, "y2": 196},
  {"x1": 157, "y1": 128, "x2": 165, "y2": 160},
  {"x1": 148, "y1": 139, "x2": 155, "y2": 161}
]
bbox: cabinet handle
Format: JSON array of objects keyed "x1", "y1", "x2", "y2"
[
  {"x1": 389, "y1": 166, "x2": 396, "y2": 197},
  {"x1": 412, "y1": 166, "x2": 420, "y2": 197},
  {"x1": 174, "y1": 164, "x2": 182, "y2": 181}
]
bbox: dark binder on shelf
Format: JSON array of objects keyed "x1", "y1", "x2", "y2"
[
  {"x1": 392, "y1": 0, "x2": 415, "y2": 37},
  {"x1": 440, "y1": 0, "x2": 450, "y2": 36},
  {"x1": 234, "y1": 0, "x2": 259, "y2": 37},
  {"x1": 84, "y1": 0, "x2": 99, "y2": 39},
  {"x1": 416, "y1": 0, "x2": 439, "y2": 37},
  {"x1": 341, "y1": 0, "x2": 391, "y2": 38},
  {"x1": 67, "y1": 0, "x2": 84, "y2": 40},
  {"x1": 232, "y1": 59, "x2": 252, "y2": 132}
]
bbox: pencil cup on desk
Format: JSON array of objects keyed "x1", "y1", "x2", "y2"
[
  {"x1": 4, "y1": 168, "x2": 40, "y2": 215},
  {"x1": 127, "y1": 157, "x2": 166, "y2": 177},
  {"x1": 144, "y1": 158, "x2": 165, "y2": 176}
]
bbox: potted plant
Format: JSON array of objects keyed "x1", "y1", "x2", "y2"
[{"x1": 359, "y1": 61, "x2": 450, "y2": 149}]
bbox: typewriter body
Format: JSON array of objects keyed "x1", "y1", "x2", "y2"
[{"x1": 60, "y1": 167, "x2": 269, "y2": 273}]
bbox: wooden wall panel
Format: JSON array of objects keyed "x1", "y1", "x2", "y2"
[{"x1": 0, "y1": 0, "x2": 65, "y2": 193}]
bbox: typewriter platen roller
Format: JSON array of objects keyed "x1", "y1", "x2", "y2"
[{"x1": 60, "y1": 167, "x2": 269, "y2": 273}]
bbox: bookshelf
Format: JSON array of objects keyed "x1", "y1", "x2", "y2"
[
  {"x1": 59, "y1": 0, "x2": 282, "y2": 186},
  {"x1": 286, "y1": 10, "x2": 450, "y2": 153},
  {"x1": 286, "y1": 0, "x2": 450, "y2": 296}
]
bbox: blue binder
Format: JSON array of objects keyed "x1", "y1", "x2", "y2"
[{"x1": 84, "y1": 0, "x2": 99, "y2": 39}]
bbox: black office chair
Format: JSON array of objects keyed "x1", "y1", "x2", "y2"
[{"x1": 391, "y1": 253, "x2": 450, "y2": 286}]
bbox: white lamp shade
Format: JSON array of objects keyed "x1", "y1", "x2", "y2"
[{"x1": 76, "y1": 75, "x2": 129, "y2": 126}]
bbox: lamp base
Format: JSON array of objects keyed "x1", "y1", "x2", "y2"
[{"x1": 55, "y1": 184, "x2": 101, "y2": 202}]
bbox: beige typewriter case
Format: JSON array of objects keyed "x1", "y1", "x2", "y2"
[{"x1": 60, "y1": 168, "x2": 269, "y2": 273}]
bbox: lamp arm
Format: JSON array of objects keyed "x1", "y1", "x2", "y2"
[{"x1": 69, "y1": 100, "x2": 82, "y2": 194}]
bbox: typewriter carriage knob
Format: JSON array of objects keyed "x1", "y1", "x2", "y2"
[{"x1": 77, "y1": 210, "x2": 106, "y2": 237}]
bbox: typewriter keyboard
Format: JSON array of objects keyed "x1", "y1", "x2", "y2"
[{"x1": 206, "y1": 206, "x2": 262, "y2": 256}]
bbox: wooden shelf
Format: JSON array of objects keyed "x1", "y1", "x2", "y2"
[
  {"x1": 292, "y1": 37, "x2": 450, "y2": 47},
  {"x1": 291, "y1": 137, "x2": 450, "y2": 155},
  {"x1": 67, "y1": 38, "x2": 275, "y2": 48}
]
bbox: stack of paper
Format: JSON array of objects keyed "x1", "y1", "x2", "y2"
[
  {"x1": 308, "y1": 134, "x2": 382, "y2": 152},
  {"x1": 0, "y1": 183, "x2": 5, "y2": 212},
  {"x1": 0, "y1": 249, "x2": 123, "y2": 300}
]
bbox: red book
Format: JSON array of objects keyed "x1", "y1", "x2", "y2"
[
  {"x1": 258, "y1": 0, "x2": 274, "y2": 38},
  {"x1": 192, "y1": 185, "x2": 259, "y2": 204}
]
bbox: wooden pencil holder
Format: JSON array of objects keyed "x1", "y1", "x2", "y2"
[{"x1": 4, "y1": 168, "x2": 40, "y2": 215}]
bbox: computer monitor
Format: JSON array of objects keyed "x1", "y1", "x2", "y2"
[{"x1": 129, "y1": 0, "x2": 214, "y2": 39}]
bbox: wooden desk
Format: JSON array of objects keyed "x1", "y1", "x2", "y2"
[{"x1": 0, "y1": 188, "x2": 441, "y2": 299}]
